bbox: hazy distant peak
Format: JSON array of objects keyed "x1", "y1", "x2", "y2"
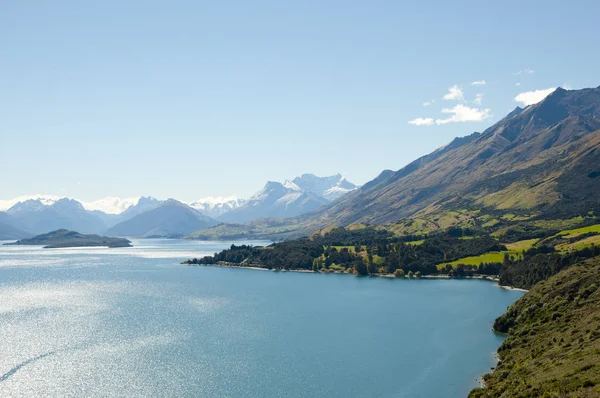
[
  {"x1": 52, "y1": 198, "x2": 86, "y2": 212},
  {"x1": 0, "y1": 194, "x2": 63, "y2": 211}
]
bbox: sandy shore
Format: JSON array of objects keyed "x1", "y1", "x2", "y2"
[
  {"x1": 184, "y1": 262, "x2": 529, "y2": 291},
  {"x1": 496, "y1": 285, "x2": 529, "y2": 292}
]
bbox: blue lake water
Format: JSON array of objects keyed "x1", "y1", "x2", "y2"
[{"x1": 0, "y1": 239, "x2": 523, "y2": 397}]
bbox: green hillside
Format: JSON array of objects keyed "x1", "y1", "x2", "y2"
[{"x1": 470, "y1": 256, "x2": 600, "y2": 397}]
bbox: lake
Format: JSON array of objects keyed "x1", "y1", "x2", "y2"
[{"x1": 0, "y1": 239, "x2": 523, "y2": 397}]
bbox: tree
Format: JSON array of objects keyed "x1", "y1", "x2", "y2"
[
  {"x1": 366, "y1": 260, "x2": 378, "y2": 275},
  {"x1": 312, "y1": 257, "x2": 323, "y2": 272},
  {"x1": 353, "y1": 257, "x2": 369, "y2": 276},
  {"x1": 394, "y1": 269, "x2": 405, "y2": 278}
]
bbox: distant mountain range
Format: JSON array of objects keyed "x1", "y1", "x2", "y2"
[
  {"x1": 6, "y1": 198, "x2": 107, "y2": 235},
  {"x1": 0, "y1": 174, "x2": 356, "y2": 238}
]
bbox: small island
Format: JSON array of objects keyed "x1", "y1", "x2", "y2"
[{"x1": 4, "y1": 229, "x2": 132, "y2": 249}]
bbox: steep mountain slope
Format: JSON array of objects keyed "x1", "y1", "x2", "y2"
[
  {"x1": 7, "y1": 198, "x2": 107, "y2": 235},
  {"x1": 218, "y1": 181, "x2": 329, "y2": 223},
  {"x1": 115, "y1": 196, "x2": 161, "y2": 220},
  {"x1": 0, "y1": 212, "x2": 32, "y2": 240},
  {"x1": 301, "y1": 86, "x2": 600, "y2": 231},
  {"x1": 106, "y1": 199, "x2": 218, "y2": 237},
  {"x1": 292, "y1": 174, "x2": 357, "y2": 201}
]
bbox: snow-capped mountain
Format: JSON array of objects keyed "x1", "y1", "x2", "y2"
[
  {"x1": 217, "y1": 174, "x2": 355, "y2": 224},
  {"x1": 187, "y1": 196, "x2": 246, "y2": 218},
  {"x1": 292, "y1": 173, "x2": 357, "y2": 201},
  {"x1": 0, "y1": 195, "x2": 63, "y2": 212}
]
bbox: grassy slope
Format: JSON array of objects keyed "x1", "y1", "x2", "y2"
[
  {"x1": 440, "y1": 252, "x2": 509, "y2": 268},
  {"x1": 560, "y1": 224, "x2": 600, "y2": 238},
  {"x1": 557, "y1": 235, "x2": 600, "y2": 251},
  {"x1": 470, "y1": 256, "x2": 600, "y2": 397},
  {"x1": 185, "y1": 218, "x2": 299, "y2": 241},
  {"x1": 442, "y1": 224, "x2": 600, "y2": 269},
  {"x1": 437, "y1": 238, "x2": 539, "y2": 269}
]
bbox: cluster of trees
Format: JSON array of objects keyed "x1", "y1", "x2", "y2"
[
  {"x1": 437, "y1": 262, "x2": 501, "y2": 277},
  {"x1": 498, "y1": 245, "x2": 600, "y2": 289},
  {"x1": 187, "y1": 239, "x2": 324, "y2": 270},
  {"x1": 185, "y1": 227, "x2": 507, "y2": 276}
]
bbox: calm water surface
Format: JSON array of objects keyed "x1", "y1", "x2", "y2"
[{"x1": 0, "y1": 239, "x2": 522, "y2": 397}]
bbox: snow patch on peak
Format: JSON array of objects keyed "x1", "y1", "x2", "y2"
[
  {"x1": 189, "y1": 196, "x2": 240, "y2": 206},
  {"x1": 188, "y1": 196, "x2": 246, "y2": 218},
  {"x1": 283, "y1": 180, "x2": 302, "y2": 191}
]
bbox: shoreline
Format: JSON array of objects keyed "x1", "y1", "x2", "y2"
[{"x1": 182, "y1": 262, "x2": 529, "y2": 291}]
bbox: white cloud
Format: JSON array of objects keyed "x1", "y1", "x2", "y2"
[
  {"x1": 408, "y1": 117, "x2": 434, "y2": 126},
  {"x1": 473, "y1": 93, "x2": 484, "y2": 105},
  {"x1": 514, "y1": 87, "x2": 556, "y2": 106},
  {"x1": 435, "y1": 105, "x2": 491, "y2": 125},
  {"x1": 471, "y1": 80, "x2": 487, "y2": 86},
  {"x1": 82, "y1": 197, "x2": 141, "y2": 214},
  {"x1": 443, "y1": 85, "x2": 464, "y2": 101},
  {"x1": 423, "y1": 100, "x2": 435, "y2": 107},
  {"x1": 514, "y1": 68, "x2": 535, "y2": 76}
]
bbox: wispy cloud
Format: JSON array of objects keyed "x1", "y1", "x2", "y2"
[
  {"x1": 516, "y1": 82, "x2": 521, "y2": 87},
  {"x1": 471, "y1": 80, "x2": 487, "y2": 86},
  {"x1": 514, "y1": 87, "x2": 556, "y2": 106},
  {"x1": 473, "y1": 93, "x2": 484, "y2": 105},
  {"x1": 435, "y1": 105, "x2": 491, "y2": 125},
  {"x1": 443, "y1": 85, "x2": 464, "y2": 101},
  {"x1": 423, "y1": 100, "x2": 435, "y2": 107},
  {"x1": 514, "y1": 68, "x2": 535, "y2": 76},
  {"x1": 408, "y1": 117, "x2": 434, "y2": 126}
]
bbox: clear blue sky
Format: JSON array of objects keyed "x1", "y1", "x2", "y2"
[{"x1": 1, "y1": 0, "x2": 599, "y2": 201}]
